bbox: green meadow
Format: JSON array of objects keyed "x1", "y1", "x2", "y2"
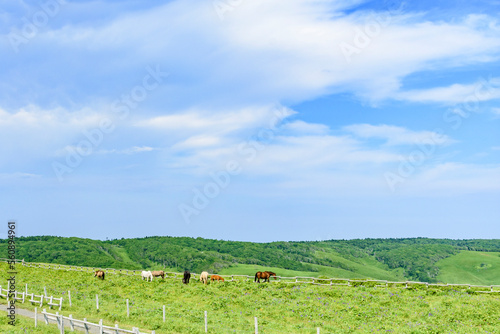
[
  {"x1": 436, "y1": 251, "x2": 500, "y2": 285},
  {"x1": 1, "y1": 263, "x2": 499, "y2": 333},
  {"x1": 1, "y1": 314, "x2": 59, "y2": 334}
]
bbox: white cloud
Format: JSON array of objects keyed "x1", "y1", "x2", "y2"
[
  {"x1": 0, "y1": 105, "x2": 111, "y2": 167},
  {"x1": 135, "y1": 105, "x2": 295, "y2": 136},
  {"x1": 173, "y1": 135, "x2": 222, "y2": 150},
  {"x1": 407, "y1": 163, "x2": 500, "y2": 194},
  {"x1": 2, "y1": 1, "x2": 500, "y2": 107},
  {"x1": 282, "y1": 120, "x2": 329, "y2": 135},
  {"x1": 95, "y1": 146, "x2": 155, "y2": 155},
  {"x1": 0, "y1": 172, "x2": 41, "y2": 179},
  {"x1": 0, "y1": 1, "x2": 498, "y2": 201},
  {"x1": 344, "y1": 124, "x2": 454, "y2": 146},
  {"x1": 394, "y1": 78, "x2": 500, "y2": 104}
]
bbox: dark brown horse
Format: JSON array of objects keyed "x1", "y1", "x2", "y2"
[
  {"x1": 151, "y1": 270, "x2": 165, "y2": 279},
  {"x1": 94, "y1": 270, "x2": 105, "y2": 280},
  {"x1": 183, "y1": 270, "x2": 191, "y2": 284},
  {"x1": 254, "y1": 271, "x2": 276, "y2": 283}
]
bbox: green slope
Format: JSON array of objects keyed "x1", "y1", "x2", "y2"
[
  {"x1": 1, "y1": 236, "x2": 499, "y2": 284},
  {"x1": 436, "y1": 251, "x2": 500, "y2": 285}
]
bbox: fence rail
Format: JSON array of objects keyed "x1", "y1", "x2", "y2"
[
  {"x1": 0, "y1": 285, "x2": 63, "y2": 310},
  {"x1": 41, "y1": 309, "x2": 154, "y2": 334},
  {"x1": 1, "y1": 258, "x2": 499, "y2": 293}
]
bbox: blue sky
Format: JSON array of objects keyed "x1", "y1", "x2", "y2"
[{"x1": 0, "y1": 0, "x2": 499, "y2": 242}]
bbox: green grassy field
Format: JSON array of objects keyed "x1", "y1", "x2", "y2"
[
  {"x1": 222, "y1": 249, "x2": 500, "y2": 285},
  {"x1": 436, "y1": 251, "x2": 500, "y2": 285},
  {"x1": 1, "y1": 313, "x2": 60, "y2": 334},
  {"x1": 217, "y1": 247, "x2": 407, "y2": 281},
  {"x1": 1, "y1": 263, "x2": 500, "y2": 333},
  {"x1": 218, "y1": 260, "x2": 405, "y2": 282}
]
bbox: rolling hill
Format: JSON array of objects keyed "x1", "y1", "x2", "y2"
[{"x1": 1, "y1": 236, "x2": 499, "y2": 284}]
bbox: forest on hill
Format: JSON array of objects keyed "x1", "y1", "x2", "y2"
[{"x1": 1, "y1": 236, "x2": 499, "y2": 283}]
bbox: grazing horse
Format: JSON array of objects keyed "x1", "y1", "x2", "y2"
[
  {"x1": 211, "y1": 275, "x2": 224, "y2": 282},
  {"x1": 94, "y1": 270, "x2": 105, "y2": 280},
  {"x1": 141, "y1": 270, "x2": 153, "y2": 282},
  {"x1": 183, "y1": 270, "x2": 191, "y2": 284},
  {"x1": 151, "y1": 270, "x2": 165, "y2": 279},
  {"x1": 265, "y1": 271, "x2": 277, "y2": 280},
  {"x1": 200, "y1": 271, "x2": 209, "y2": 284},
  {"x1": 254, "y1": 271, "x2": 277, "y2": 283}
]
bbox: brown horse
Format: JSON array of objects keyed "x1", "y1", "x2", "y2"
[
  {"x1": 211, "y1": 275, "x2": 224, "y2": 282},
  {"x1": 265, "y1": 271, "x2": 277, "y2": 279},
  {"x1": 94, "y1": 270, "x2": 105, "y2": 280},
  {"x1": 254, "y1": 271, "x2": 276, "y2": 283},
  {"x1": 151, "y1": 270, "x2": 165, "y2": 279}
]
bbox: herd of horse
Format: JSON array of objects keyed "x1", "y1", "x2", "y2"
[{"x1": 93, "y1": 269, "x2": 277, "y2": 283}]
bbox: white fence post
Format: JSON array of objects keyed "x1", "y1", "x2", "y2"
[
  {"x1": 163, "y1": 305, "x2": 165, "y2": 322},
  {"x1": 83, "y1": 318, "x2": 89, "y2": 334},
  {"x1": 25, "y1": 283, "x2": 28, "y2": 295},
  {"x1": 60, "y1": 314, "x2": 64, "y2": 334},
  {"x1": 99, "y1": 319, "x2": 103, "y2": 334},
  {"x1": 96, "y1": 294, "x2": 99, "y2": 310},
  {"x1": 44, "y1": 286, "x2": 47, "y2": 297},
  {"x1": 255, "y1": 316, "x2": 258, "y2": 334},
  {"x1": 127, "y1": 299, "x2": 129, "y2": 317},
  {"x1": 204, "y1": 310, "x2": 207, "y2": 333},
  {"x1": 68, "y1": 290, "x2": 71, "y2": 307},
  {"x1": 317, "y1": 327, "x2": 320, "y2": 334},
  {"x1": 69, "y1": 315, "x2": 74, "y2": 331},
  {"x1": 34, "y1": 307, "x2": 37, "y2": 327}
]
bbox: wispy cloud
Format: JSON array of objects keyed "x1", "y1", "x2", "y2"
[
  {"x1": 95, "y1": 146, "x2": 155, "y2": 155},
  {"x1": 1, "y1": 2, "x2": 499, "y2": 108},
  {"x1": 344, "y1": 124, "x2": 454, "y2": 146},
  {"x1": 394, "y1": 78, "x2": 500, "y2": 104}
]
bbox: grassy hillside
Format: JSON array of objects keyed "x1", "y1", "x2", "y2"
[
  {"x1": 436, "y1": 251, "x2": 500, "y2": 285},
  {"x1": 1, "y1": 236, "x2": 499, "y2": 284},
  {"x1": 1, "y1": 263, "x2": 499, "y2": 333},
  {"x1": 1, "y1": 236, "x2": 142, "y2": 270}
]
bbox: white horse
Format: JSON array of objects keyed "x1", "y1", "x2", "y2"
[
  {"x1": 200, "y1": 271, "x2": 209, "y2": 285},
  {"x1": 141, "y1": 270, "x2": 153, "y2": 282}
]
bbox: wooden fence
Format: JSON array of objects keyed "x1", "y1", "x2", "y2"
[
  {"x1": 0, "y1": 284, "x2": 63, "y2": 310},
  {"x1": 41, "y1": 309, "x2": 154, "y2": 334}
]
